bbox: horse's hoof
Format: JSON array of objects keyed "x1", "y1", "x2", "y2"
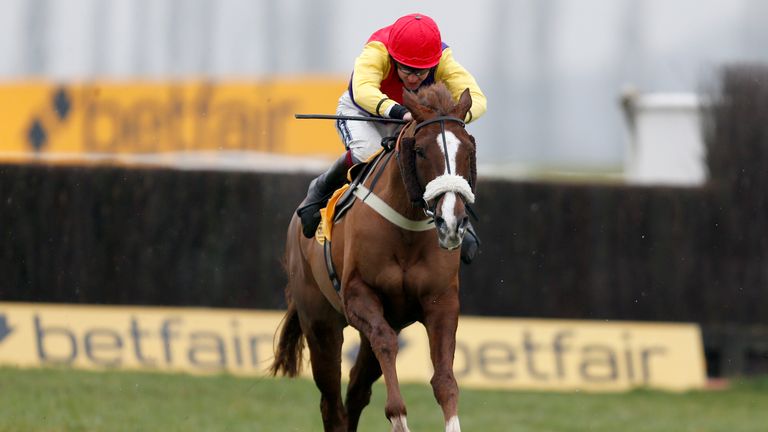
[
  {"x1": 446, "y1": 415, "x2": 461, "y2": 432},
  {"x1": 389, "y1": 415, "x2": 410, "y2": 432}
]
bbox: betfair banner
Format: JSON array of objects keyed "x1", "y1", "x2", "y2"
[
  {"x1": 0, "y1": 80, "x2": 346, "y2": 161},
  {"x1": 0, "y1": 303, "x2": 706, "y2": 392}
]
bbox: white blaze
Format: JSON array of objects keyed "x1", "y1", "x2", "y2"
[
  {"x1": 440, "y1": 192, "x2": 458, "y2": 229},
  {"x1": 437, "y1": 131, "x2": 461, "y2": 177},
  {"x1": 437, "y1": 131, "x2": 461, "y2": 230}
]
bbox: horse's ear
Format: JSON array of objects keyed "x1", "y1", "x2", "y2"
[
  {"x1": 397, "y1": 137, "x2": 426, "y2": 205},
  {"x1": 402, "y1": 89, "x2": 432, "y2": 121},
  {"x1": 454, "y1": 88, "x2": 473, "y2": 121}
]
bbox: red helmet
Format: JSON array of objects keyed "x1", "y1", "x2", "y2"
[{"x1": 388, "y1": 13, "x2": 443, "y2": 69}]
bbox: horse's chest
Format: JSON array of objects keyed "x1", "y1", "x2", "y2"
[
  {"x1": 360, "y1": 260, "x2": 446, "y2": 294},
  {"x1": 361, "y1": 261, "x2": 406, "y2": 291}
]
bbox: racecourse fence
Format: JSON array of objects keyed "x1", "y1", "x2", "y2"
[{"x1": 0, "y1": 162, "x2": 765, "y2": 378}]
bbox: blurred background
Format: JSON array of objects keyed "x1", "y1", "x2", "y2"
[
  {"x1": 1, "y1": 0, "x2": 768, "y2": 386},
  {"x1": 2, "y1": 0, "x2": 767, "y2": 176}
]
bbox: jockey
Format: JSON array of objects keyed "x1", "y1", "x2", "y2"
[{"x1": 297, "y1": 13, "x2": 487, "y2": 264}]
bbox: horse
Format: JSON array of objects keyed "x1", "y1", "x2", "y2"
[{"x1": 270, "y1": 82, "x2": 477, "y2": 432}]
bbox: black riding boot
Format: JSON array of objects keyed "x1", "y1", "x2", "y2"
[
  {"x1": 296, "y1": 154, "x2": 350, "y2": 238},
  {"x1": 461, "y1": 222, "x2": 481, "y2": 264}
]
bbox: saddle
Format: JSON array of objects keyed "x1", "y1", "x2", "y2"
[{"x1": 313, "y1": 147, "x2": 388, "y2": 244}]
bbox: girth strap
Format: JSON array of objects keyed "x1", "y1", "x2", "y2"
[
  {"x1": 353, "y1": 185, "x2": 434, "y2": 231},
  {"x1": 323, "y1": 240, "x2": 342, "y2": 293}
]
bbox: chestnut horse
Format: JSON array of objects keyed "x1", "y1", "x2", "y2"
[{"x1": 271, "y1": 83, "x2": 477, "y2": 432}]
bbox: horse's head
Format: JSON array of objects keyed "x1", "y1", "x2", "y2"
[{"x1": 399, "y1": 83, "x2": 477, "y2": 251}]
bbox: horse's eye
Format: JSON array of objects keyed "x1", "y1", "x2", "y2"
[{"x1": 414, "y1": 147, "x2": 426, "y2": 158}]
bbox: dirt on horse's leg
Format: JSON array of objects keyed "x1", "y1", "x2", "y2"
[
  {"x1": 345, "y1": 334, "x2": 382, "y2": 431},
  {"x1": 345, "y1": 282, "x2": 409, "y2": 432},
  {"x1": 423, "y1": 292, "x2": 462, "y2": 432},
  {"x1": 304, "y1": 319, "x2": 348, "y2": 432}
]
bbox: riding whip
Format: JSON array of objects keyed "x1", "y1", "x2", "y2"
[{"x1": 295, "y1": 114, "x2": 407, "y2": 124}]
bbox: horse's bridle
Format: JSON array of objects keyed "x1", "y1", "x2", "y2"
[
  {"x1": 413, "y1": 116, "x2": 465, "y2": 176},
  {"x1": 409, "y1": 115, "x2": 476, "y2": 219}
]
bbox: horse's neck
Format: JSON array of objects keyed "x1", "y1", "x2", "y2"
[{"x1": 373, "y1": 153, "x2": 422, "y2": 220}]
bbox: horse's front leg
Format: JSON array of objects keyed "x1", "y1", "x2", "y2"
[
  {"x1": 422, "y1": 286, "x2": 461, "y2": 432},
  {"x1": 344, "y1": 279, "x2": 409, "y2": 432}
]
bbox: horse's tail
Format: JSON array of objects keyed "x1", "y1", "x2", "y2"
[{"x1": 269, "y1": 298, "x2": 305, "y2": 377}]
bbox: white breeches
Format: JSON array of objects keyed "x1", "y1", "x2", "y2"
[{"x1": 336, "y1": 91, "x2": 402, "y2": 162}]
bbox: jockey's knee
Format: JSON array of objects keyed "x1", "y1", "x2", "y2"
[{"x1": 348, "y1": 142, "x2": 378, "y2": 162}]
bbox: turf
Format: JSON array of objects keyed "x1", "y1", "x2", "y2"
[{"x1": 0, "y1": 367, "x2": 766, "y2": 431}]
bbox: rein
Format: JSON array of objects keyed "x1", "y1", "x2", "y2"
[{"x1": 295, "y1": 112, "x2": 478, "y2": 231}]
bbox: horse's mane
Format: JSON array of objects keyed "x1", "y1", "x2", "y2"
[{"x1": 413, "y1": 82, "x2": 456, "y2": 116}]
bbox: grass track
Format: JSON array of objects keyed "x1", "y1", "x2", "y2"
[{"x1": 0, "y1": 367, "x2": 766, "y2": 431}]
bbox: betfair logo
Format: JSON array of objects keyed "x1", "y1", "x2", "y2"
[
  {"x1": 0, "y1": 305, "x2": 282, "y2": 374},
  {"x1": 17, "y1": 83, "x2": 299, "y2": 155},
  {"x1": 2, "y1": 80, "x2": 346, "y2": 159},
  {"x1": 32, "y1": 315, "x2": 273, "y2": 370},
  {"x1": 27, "y1": 87, "x2": 73, "y2": 152}
]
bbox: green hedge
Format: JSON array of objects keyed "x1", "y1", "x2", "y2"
[
  {"x1": 0, "y1": 162, "x2": 763, "y2": 326},
  {"x1": 0, "y1": 164, "x2": 307, "y2": 309}
]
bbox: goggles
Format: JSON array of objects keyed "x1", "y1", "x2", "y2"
[{"x1": 397, "y1": 64, "x2": 430, "y2": 78}]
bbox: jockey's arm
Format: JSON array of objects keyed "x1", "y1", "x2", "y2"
[
  {"x1": 350, "y1": 42, "x2": 404, "y2": 118},
  {"x1": 434, "y1": 47, "x2": 487, "y2": 124}
]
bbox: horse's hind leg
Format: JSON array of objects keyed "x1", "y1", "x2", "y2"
[
  {"x1": 345, "y1": 333, "x2": 382, "y2": 431},
  {"x1": 423, "y1": 291, "x2": 462, "y2": 432},
  {"x1": 345, "y1": 281, "x2": 409, "y2": 432},
  {"x1": 302, "y1": 314, "x2": 348, "y2": 432}
]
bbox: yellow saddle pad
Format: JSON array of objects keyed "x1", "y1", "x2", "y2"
[
  {"x1": 316, "y1": 184, "x2": 350, "y2": 243},
  {"x1": 314, "y1": 149, "x2": 386, "y2": 244}
]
